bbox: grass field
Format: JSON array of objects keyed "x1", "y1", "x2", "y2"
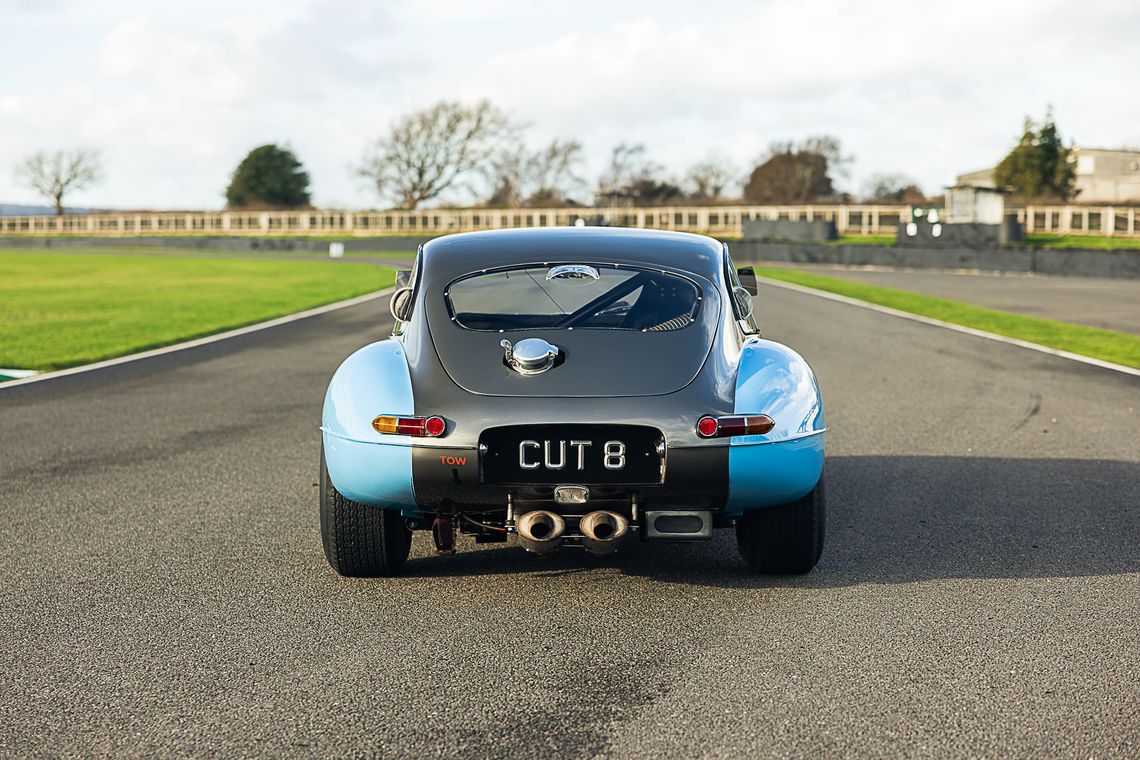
[
  {"x1": 761, "y1": 267, "x2": 1140, "y2": 369},
  {"x1": 833, "y1": 233, "x2": 1140, "y2": 250},
  {"x1": 830, "y1": 234, "x2": 897, "y2": 246},
  {"x1": 6, "y1": 245, "x2": 414, "y2": 261},
  {"x1": 0, "y1": 251, "x2": 393, "y2": 371},
  {"x1": 1021, "y1": 234, "x2": 1140, "y2": 250},
  {"x1": 758, "y1": 232, "x2": 1140, "y2": 250}
]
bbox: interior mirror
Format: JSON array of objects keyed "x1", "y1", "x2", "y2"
[
  {"x1": 736, "y1": 266, "x2": 758, "y2": 296},
  {"x1": 389, "y1": 287, "x2": 414, "y2": 322},
  {"x1": 732, "y1": 286, "x2": 754, "y2": 320},
  {"x1": 394, "y1": 270, "x2": 412, "y2": 289}
]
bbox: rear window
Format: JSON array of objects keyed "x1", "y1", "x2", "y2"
[{"x1": 445, "y1": 264, "x2": 701, "y2": 332}]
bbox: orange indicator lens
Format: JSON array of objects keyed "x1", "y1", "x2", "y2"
[{"x1": 372, "y1": 415, "x2": 447, "y2": 437}]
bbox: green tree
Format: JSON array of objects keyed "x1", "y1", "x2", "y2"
[
  {"x1": 225, "y1": 144, "x2": 311, "y2": 208},
  {"x1": 743, "y1": 136, "x2": 850, "y2": 204},
  {"x1": 993, "y1": 110, "x2": 1077, "y2": 201}
]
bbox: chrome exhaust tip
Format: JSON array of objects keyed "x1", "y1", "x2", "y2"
[
  {"x1": 515, "y1": 510, "x2": 566, "y2": 555},
  {"x1": 579, "y1": 510, "x2": 630, "y2": 555}
]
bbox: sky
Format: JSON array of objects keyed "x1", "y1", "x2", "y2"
[{"x1": 2, "y1": 0, "x2": 1139, "y2": 210}]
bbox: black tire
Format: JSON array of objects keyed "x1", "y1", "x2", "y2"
[
  {"x1": 736, "y1": 473, "x2": 826, "y2": 575},
  {"x1": 320, "y1": 445, "x2": 412, "y2": 577}
]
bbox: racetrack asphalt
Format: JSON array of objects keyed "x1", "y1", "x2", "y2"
[
  {"x1": 1, "y1": 282, "x2": 1137, "y2": 758},
  {"x1": 762, "y1": 263, "x2": 1140, "y2": 335}
]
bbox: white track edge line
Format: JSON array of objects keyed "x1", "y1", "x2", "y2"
[
  {"x1": 760, "y1": 277, "x2": 1140, "y2": 378},
  {"x1": 0, "y1": 287, "x2": 395, "y2": 390}
]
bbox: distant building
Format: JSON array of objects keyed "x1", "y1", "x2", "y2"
[
  {"x1": 945, "y1": 184, "x2": 1006, "y2": 224},
  {"x1": 956, "y1": 147, "x2": 1140, "y2": 203}
]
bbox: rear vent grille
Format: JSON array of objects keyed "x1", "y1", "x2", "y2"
[{"x1": 653, "y1": 515, "x2": 704, "y2": 534}]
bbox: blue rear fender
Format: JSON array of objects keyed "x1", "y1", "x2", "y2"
[
  {"x1": 726, "y1": 339, "x2": 826, "y2": 514},
  {"x1": 321, "y1": 339, "x2": 418, "y2": 511}
]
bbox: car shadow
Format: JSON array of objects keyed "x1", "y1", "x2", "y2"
[{"x1": 401, "y1": 456, "x2": 1140, "y2": 588}]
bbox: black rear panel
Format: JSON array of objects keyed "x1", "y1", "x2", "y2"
[{"x1": 410, "y1": 439, "x2": 728, "y2": 513}]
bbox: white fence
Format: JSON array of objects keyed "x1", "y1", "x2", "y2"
[
  {"x1": 2, "y1": 203, "x2": 1137, "y2": 238},
  {"x1": 1014, "y1": 205, "x2": 1139, "y2": 236},
  {"x1": 0, "y1": 205, "x2": 908, "y2": 238}
]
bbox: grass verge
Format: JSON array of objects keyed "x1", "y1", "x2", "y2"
[
  {"x1": 761, "y1": 267, "x2": 1140, "y2": 369},
  {"x1": 1021, "y1": 234, "x2": 1140, "y2": 251},
  {"x1": 830, "y1": 234, "x2": 897, "y2": 246},
  {"x1": 0, "y1": 251, "x2": 393, "y2": 371}
]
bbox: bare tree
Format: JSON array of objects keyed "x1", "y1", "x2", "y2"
[
  {"x1": 594, "y1": 143, "x2": 685, "y2": 206},
  {"x1": 357, "y1": 100, "x2": 511, "y2": 209},
  {"x1": 596, "y1": 143, "x2": 662, "y2": 197},
  {"x1": 685, "y1": 154, "x2": 738, "y2": 201},
  {"x1": 14, "y1": 149, "x2": 102, "y2": 215},
  {"x1": 486, "y1": 145, "x2": 528, "y2": 207},
  {"x1": 861, "y1": 173, "x2": 925, "y2": 203},
  {"x1": 528, "y1": 139, "x2": 585, "y2": 205},
  {"x1": 799, "y1": 135, "x2": 851, "y2": 179},
  {"x1": 487, "y1": 139, "x2": 585, "y2": 207}
]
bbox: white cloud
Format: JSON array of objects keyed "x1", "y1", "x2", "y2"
[{"x1": 0, "y1": 0, "x2": 1137, "y2": 208}]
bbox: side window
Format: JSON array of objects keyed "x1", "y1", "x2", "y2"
[{"x1": 723, "y1": 247, "x2": 760, "y2": 335}]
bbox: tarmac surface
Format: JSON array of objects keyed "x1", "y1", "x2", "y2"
[
  {"x1": 766, "y1": 263, "x2": 1140, "y2": 334},
  {"x1": 1, "y1": 282, "x2": 1138, "y2": 758}
]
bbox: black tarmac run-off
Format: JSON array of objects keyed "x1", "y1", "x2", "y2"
[{"x1": 1, "y1": 282, "x2": 1137, "y2": 758}]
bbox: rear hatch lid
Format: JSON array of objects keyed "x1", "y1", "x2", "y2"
[{"x1": 427, "y1": 263, "x2": 720, "y2": 398}]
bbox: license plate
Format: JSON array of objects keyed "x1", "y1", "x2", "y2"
[{"x1": 480, "y1": 424, "x2": 664, "y2": 485}]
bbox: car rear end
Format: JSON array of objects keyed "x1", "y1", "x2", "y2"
[
  {"x1": 320, "y1": 228, "x2": 825, "y2": 571},
  {"x1": 395, "y1": 235, "x2": 743, "y2": 554}
]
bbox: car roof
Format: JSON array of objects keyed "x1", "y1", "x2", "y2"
[{"x1": 419, "y1": 227, "x2": 725, "y2": 285}]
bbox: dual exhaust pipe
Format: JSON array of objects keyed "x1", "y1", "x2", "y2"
[{"x1": 515, "y1": 510, "x2": 629, "y2": 556}]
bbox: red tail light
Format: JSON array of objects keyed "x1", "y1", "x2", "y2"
[
  {"x1": 372, "y1": 415, "x2": 447, "y2": 437},
  {"x1": 696, "y1": 414, "x2": 775, "y2": 438}
]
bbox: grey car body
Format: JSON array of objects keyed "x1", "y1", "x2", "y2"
[{"x1": 319, "y1": 227, "x2": 827, "y2": 576}]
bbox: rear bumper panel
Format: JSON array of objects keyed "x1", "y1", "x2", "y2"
[
  {"x1": 324, "y1": 430, "x2": 823, "y2": 517},
  {"x1": 411, "y1": 443, "x2": 728, "y2": 514}
]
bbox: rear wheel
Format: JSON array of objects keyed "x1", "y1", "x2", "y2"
[
  {"x1": 320, "y1": 444, "x2": 412, "y2": 577},
  {"x1": 736, "y1": 473, "x2": 826, "y2": 575}
]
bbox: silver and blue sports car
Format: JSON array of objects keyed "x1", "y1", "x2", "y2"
[{"x1": 320, "y1": 227, "x2": 826, "y2": 576}]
